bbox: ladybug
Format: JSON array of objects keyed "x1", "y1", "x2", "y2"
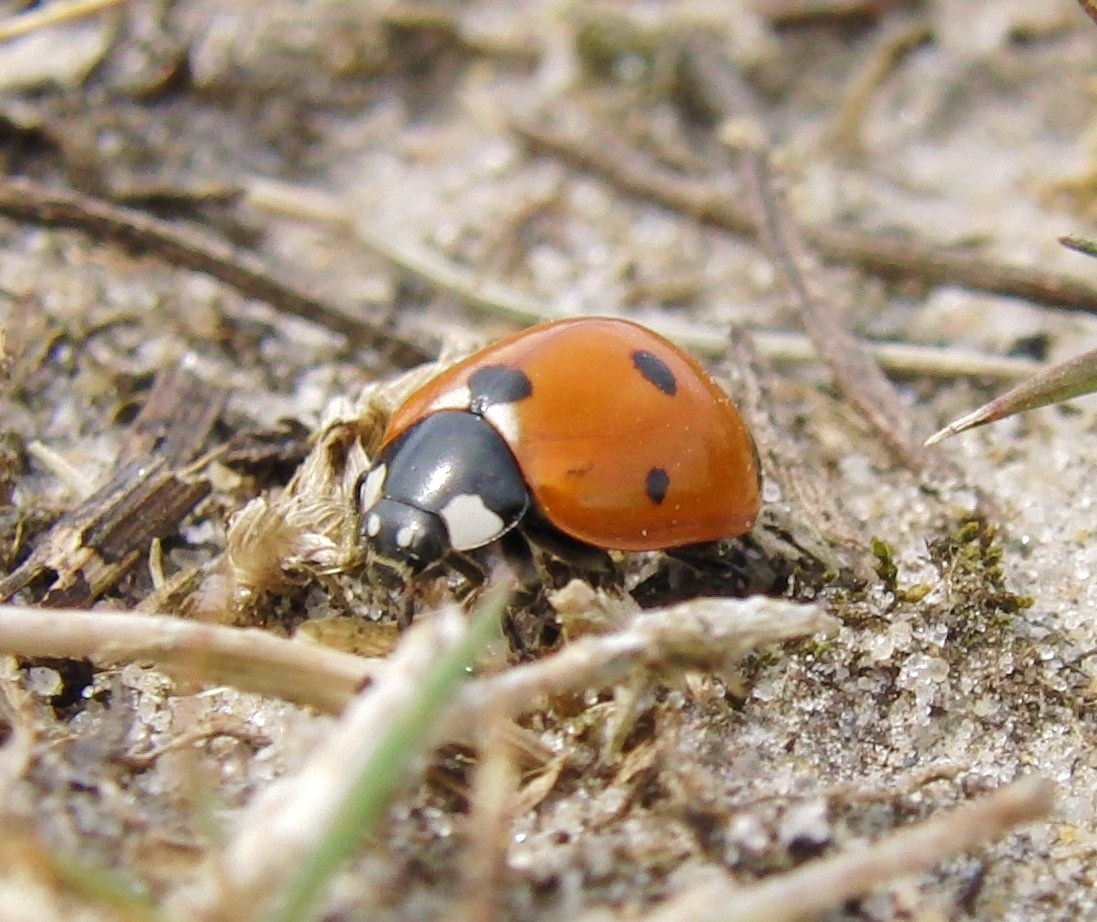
[{"x1": 358, "y1": 317, "x2": 762, "y2": 583}]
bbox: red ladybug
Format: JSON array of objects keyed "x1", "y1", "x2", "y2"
[{"x1": 359, "y1": 317, "x2": 762, "y2": 582}]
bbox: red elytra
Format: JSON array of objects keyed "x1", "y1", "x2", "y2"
[{"x1": 378, "y1": 317, "x2": 762, "y2": 552}]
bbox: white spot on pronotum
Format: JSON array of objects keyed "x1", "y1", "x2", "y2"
[
  {"x1": 483, "y1": 402, "x2": 521, "y2": 446},
  {"x1": 428, "y1": 385, "x2": 472, "y2": 413},
  {"x1": 439, "y1": 493, "x2": 506, "y2": 551},
  {"x1": 396, "y1": 524, "x2": 417, "y2": 548},
  {"x1": 365, "y1": 513, "x2": 382, "y2": 538},
  {"x1": 359, "y1": 464, "x2": 387, "y2": 510}
]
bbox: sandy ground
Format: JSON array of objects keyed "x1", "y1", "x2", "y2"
[{"x1": 0, "y1": 1, "x2": 1096, "y2": 920}]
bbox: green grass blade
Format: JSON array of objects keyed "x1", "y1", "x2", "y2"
[
  {"x1": 926, "y1": 344, "x2": 1097, "y2": 445},
  {"x1": 266, "y1": 588, "x2": 508, "y2": 922}
]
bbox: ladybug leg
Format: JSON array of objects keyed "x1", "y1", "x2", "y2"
[
  {"x1": 446, "y1": 547, "x2": 537, "y2": 600},
  {"x1": 658, "y1": 537, "x2": 777, "y2": 596},
  {"x1": 519, "y1": 511, "x2": 614, "y2": 578},
  {"x1": 446, "y1": 551, "x2": 488, "y2": 589},
  {"x1": 449, "y1": 545, "x2": 543, "y2": 657},
  {"x1": 395, "y1": 592, "x2": 416, "y2": 631},
  {"x1": 496, "y1": 529, "x2": 541, "y2": 590},
  {"x1": 492, "y1": 531, "x2": 560, "y2": 657}
]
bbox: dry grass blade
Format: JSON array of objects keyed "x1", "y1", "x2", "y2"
[
  {"x1": 750, "y1": 331, "x2": 1040, "y2": 381},
  {"x1": 0, "y1": 604, "x2": 375, "y2": 714},
  {"x1": 0, "y1": 0, "x2": 122, "y2": 42},
  {"x1": 640, "y1": 776, "x2": 1054, "y2": 922},
  {"x1": 679, "y1": 34, "x2": 928, "y2": 473},
  {"x1": 829, "y1": 18, "x2": 932, "y2": 155},
  {"x1": 168, "y1": 595, "x2": 505, "y2": 922},
  {"x1": 246, "y1": 176, "x2": 552, "y2": 326},
  {"x1": 0, "y1": 175, "x2": 428, "y2": 366},
  {"x1": 925, "y1": 343, "x2": 1097, "y2": 445},
  {"x1": 247, "y1": 178, "x2": 1039, "y2": 383},
  {"x1": 510, "y1": 117, "x2": 1097, "y2": 317}
]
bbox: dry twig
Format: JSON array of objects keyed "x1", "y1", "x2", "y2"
[
  {"x1": 454, "y1": 595, "x2": 835, "y2": 714},
  {"x1": 0, "y1": 604, "x2": 375, "y2": 713},
  {"x1": 510, "y1": 117, "x2": 1097, "y2": 317},
  {"x1": 829, "y1": 18, "x2": 932, "y2": 155},
  {"x1": 0, "y1": 175, "x2": 428, "y2": 366},
  {"x1": 0, "y1": 595, "x2": 831, "y2": 719},
  {"x1": 640, "y1": 776, "x2": 1054, "y2": 922},
  {"x1": 679, "y1": 35, "x2": 929, "y2": 472},
  {"x1": 247, "y1": 177, "x2": 1040, "y2": 383},
  {"x1": 0, "y1": 363, "x2": 222, "y2": 606},
  {"x1": 0, "y1": 0, "x2": 122, "y2": 42}
]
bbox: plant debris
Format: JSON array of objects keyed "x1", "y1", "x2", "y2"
[{"x1": 0, "y1": 2, "x2": 1092, "y2": 920}]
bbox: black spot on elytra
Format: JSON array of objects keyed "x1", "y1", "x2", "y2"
[
  {"x1": 631, "y1": 350, "x2": 677, "y2": 396},
  {"x1": 646, "y1": 467, "x2": 669, "y2": 504},
  {"x1": 469, "y1": 364, "x2": 533, "y2": 413}
]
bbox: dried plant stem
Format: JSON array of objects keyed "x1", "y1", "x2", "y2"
[
  {"x1": 0, "y1": 175, "x2": 428, "y2": 365},
  {"x1": 0, "y1": 596, "x2": 832, "y2": 721},
  {"x1": 743, "y1": 151, "x2": 928, "y2": 470},
  {"x1": 245, "y1": 177, "x2": 553, "y2": 326},
  {"x1": 750, "y1": 330, "x2": 1038, "y2": 381},
  {"x1": 510, "y1": 117, "x2": 1097, "y2": 317},
  {"x1": 0, "y1": 604, "x2": 374, "y2": 714},
  {"x1": 0, "y1": 0, "x2": 122, "y2": 41},
  {"x1": 247, "y1": 177, "x2": 1039, "y2": 383},
  {"x1": 454, "y1": 596, "x2": 835, "y2": 717},
  {"x1": 681, "y1": 35, "x2": 929, "y2": 472},
  {"x1": 829, "y1": 19, "x2": 932, "y2": 155},
  {"x1": 641, "y1": 776, "x2": 1054, "y2": 922}
]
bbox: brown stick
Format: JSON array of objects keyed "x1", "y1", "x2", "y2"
[
  {"x1": 679, "y1": 35, "x2": 929, "y2": 472},
  {"x1": 641, "y1": 776, "x2": 1054, "y2": 922},
  {"x1": 510, "y1": 118, "x2": 1097, "y2": 317},
  {"x1": 0, "y1": 175, "x2": 429, "y2": 367},
  {"x1": 0, "y1": 604, "x2": 374, "y2": 713},
  {"x1": 0, "y1": 362, "x2": 223, "y2": 607}
]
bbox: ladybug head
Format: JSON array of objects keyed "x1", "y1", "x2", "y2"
[
  {"x1": 357, "y1": 411, "x2": 533, "y2": 587},
  {"x1": 360, "y1": 497, "x2": 449, "y2": 585}
]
